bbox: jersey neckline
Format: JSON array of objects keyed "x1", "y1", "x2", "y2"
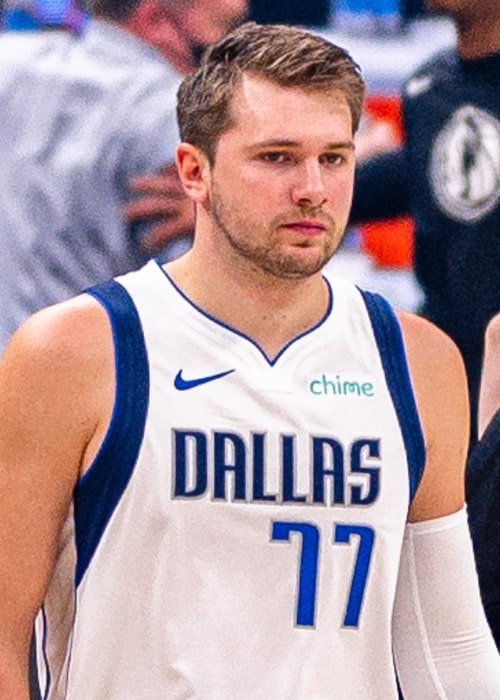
[{"x1": 153, "y1": 258, "x2": 334, "y2": 367}]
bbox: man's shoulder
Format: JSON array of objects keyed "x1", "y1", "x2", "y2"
[
  {"x1": 397, "y1": 310, "x2": 459, "y2": 346},
  {"x1": 4, "y1": 293, "x2": 113, "y2": 373},
  {"x1": 396, "y1": 311, "x2": 466, "y2": 386}
]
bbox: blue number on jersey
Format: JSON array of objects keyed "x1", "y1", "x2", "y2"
[{"x1": 271, "y1": 521, "x2": 375, "y2": 628}]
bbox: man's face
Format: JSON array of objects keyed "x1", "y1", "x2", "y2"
[
  {"x1": 183, "y1": 0, "x2": 248, "y2": 46},
  {"x1": 203, "y1": 74, "x2": 355, "y2": 280}
]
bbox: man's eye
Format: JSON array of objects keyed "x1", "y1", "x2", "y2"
[
  {"x1": 261, "y1": 153, "x2": 290, "y2": 163},
  {"x1": 322, "y1": 153, "x2": 344, "y2": 165}
]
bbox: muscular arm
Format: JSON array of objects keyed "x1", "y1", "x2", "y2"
[
  {"x1": 350, "y1": 148, "x2": 410, "y2": 224},
  {"x1": 0, "y1": 297, "x2": 114, "y2": 698},
  {"x1": 400, "y1": 312, "x2": 469, "y2": 523},
  {"x1": 392, "y1": 314, "x2": 500, "y2": 697}
]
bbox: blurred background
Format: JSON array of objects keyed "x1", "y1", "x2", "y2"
[{"x1": 0, "y1": 0, "x2": 457, "y2": 314}]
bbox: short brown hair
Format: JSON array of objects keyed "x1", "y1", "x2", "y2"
[{"x1": 177, "y1": 22, "x2": 365, "y2": 164}]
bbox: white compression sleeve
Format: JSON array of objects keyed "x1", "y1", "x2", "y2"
[{"x1": 393, "y1": 507, "x2": 500, "y2": 699}]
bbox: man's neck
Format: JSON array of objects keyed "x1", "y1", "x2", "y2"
[{"x1": 165, "y1": 251, "x2": 331, "y2": 361}]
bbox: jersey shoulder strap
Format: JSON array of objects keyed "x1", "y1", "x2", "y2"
[
  {"x1": 360, "y1": 289, "x2": 425, "y2": 502},
  {"x1": 73, "y1": 280, "x2": 149, "y2": 586}
]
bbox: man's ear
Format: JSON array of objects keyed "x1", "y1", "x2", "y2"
[{"x1": 176, "y1": 143, "x2": 211, "y2": 202}]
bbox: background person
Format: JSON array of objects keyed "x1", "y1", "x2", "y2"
[
  {"x1": 0, "y1": 0, "x2": 248, "y2": 354},
  {"x1": 0, "y1": 21, "x2": 499, "y2": 700},
  {"x1": 349, "y1": 0, "x2": 500, "y2": 445}
]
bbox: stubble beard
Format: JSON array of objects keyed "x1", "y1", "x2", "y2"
[{"x1": 210, "y1": 189, "x2": 342, "y2": 280}]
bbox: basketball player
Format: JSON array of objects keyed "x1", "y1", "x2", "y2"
[{"x1": 0, "y1": 22, "x2": 499, "y2": 700}]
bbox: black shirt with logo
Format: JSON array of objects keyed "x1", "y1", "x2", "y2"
[{"x1": 351, "y1": 50, "x2": 500, "y2": 439}]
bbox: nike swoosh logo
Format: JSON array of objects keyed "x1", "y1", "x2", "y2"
[{"x1": 174, "y1": 369, "x2": 235, "y2": 391}]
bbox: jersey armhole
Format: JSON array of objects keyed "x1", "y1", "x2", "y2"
[
  {"x1": 360, "y1": 289, "x2": 425, "y2": 503},
  {"x1": 73, "y1": 280, "x2": 150, "y2": 587}
]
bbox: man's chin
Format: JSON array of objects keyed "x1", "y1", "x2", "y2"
[{"x1": 261, "y1": 250, "x2": 333, "y2": 279}]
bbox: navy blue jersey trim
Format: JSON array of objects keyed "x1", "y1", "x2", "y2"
[
  {"x1": 360, "y1": 290, "x2": 425, "y2": 503},
  {"x1": 73, "y1": 281, "x2": 149, "y2": 588}
]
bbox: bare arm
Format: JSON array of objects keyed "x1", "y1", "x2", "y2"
[
  {"x1": 393, "y1": 313, "x2": 500, "y2": 697},
  {"x1": 478, "y1": 312, "x2": 500, "y2": 439},
  {"x1": 398, "y1": 312, "x2": 469, "y2": 522},
  {"x1": 0, "y1": 297, "x2": 114, "y2": 698}
]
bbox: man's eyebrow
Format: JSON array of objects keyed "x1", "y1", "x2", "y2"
[
  {"x1": 325, "y1": 141, "x2": 355, "y2": 150},
  {"x1": 249, "y1": 139, "x2": 355, "y2": 150}
]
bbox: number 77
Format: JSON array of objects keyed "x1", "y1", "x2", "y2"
[{"x1": 271, "y1": 521, "x2": 375, "y2": 628}]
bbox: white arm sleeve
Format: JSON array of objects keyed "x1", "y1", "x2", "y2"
[{"x1": 393, "y1": 507, "x2": 500, "y2": 699}]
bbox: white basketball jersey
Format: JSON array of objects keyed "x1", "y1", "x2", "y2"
[{"x1": 36, "y1": 259, "x2": 425, "y2": 700}]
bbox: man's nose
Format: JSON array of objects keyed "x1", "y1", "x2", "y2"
[{"x1": 290, "y1": 161, "x2": 328, "y2": 209}]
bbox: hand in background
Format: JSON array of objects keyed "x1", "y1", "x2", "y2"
[{"x1": 124, "y1": 165, "x2": 194, "y2": 254}]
